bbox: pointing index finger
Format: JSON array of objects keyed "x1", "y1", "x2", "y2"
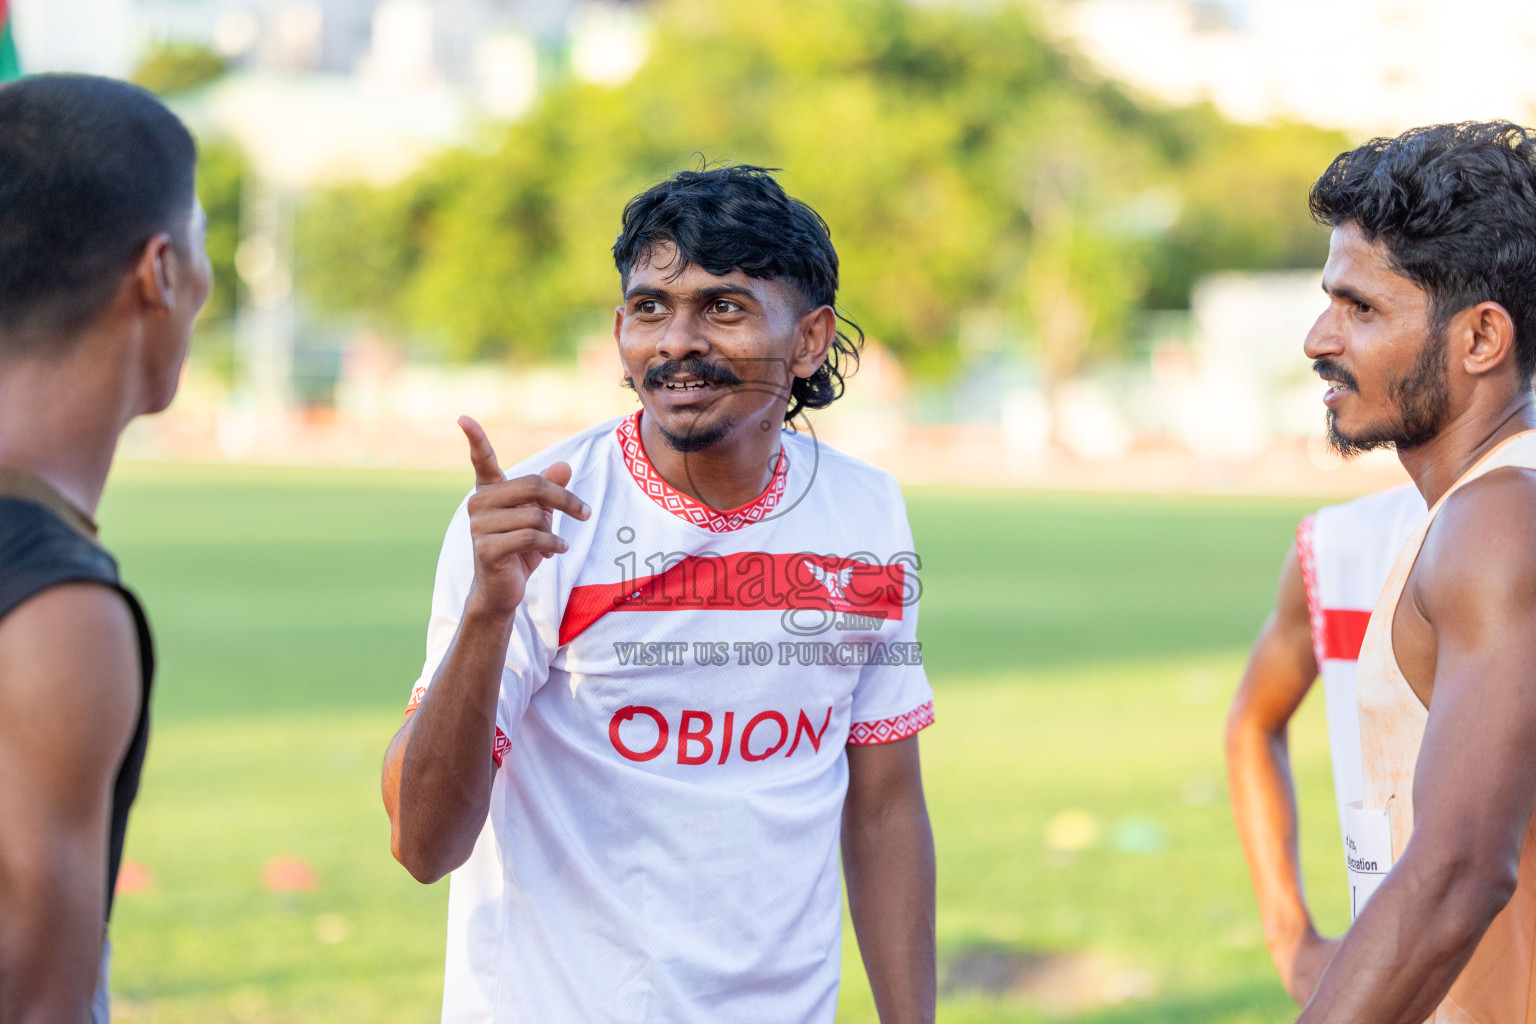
[{"x1": 459, "y1": 415, "x2": 504, "y2": 488}]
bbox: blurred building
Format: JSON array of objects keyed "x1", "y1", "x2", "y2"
[
  {"x1": 11, "y1": 0, "x2": 647, "y2": 112},
  {"x1": 9, "y1": 0, "x2": 137, "y2": 76},
  {"x1": 12, "y1": 0, "x2": 645, "y2": 447},
  {"x1": 1048, "y1": 0, "x2": 1536, "y2": 134},
  {"x1": 135, "y1": 0, "x2": 648, "y2": 100},
  {"x1": 133, "y1": 0, "x2": 586, "y2": 68}
]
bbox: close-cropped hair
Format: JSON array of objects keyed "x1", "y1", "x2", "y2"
[
  {"x1": 612, "y1": 164, "x2": 862, "y2": 422},
  {"x1": 1310, "y1": 120, "x2": 1536, "y2": 379},
  {"x1": 0, "y1": 74, "x2": 198, "y2": 353}
]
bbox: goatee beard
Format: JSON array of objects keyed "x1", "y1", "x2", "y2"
[
  {"x1": 627, "y1": 354, "x2": 743, "y2": 453},
  {"x1": 657, "y1": 415, "x2": 734, "y2": 454},
  {"x1": 1326, "y1": 328, "x2": 1451, "y2": 459}
]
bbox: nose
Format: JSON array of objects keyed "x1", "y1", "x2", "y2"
[
  {"x1": 1303, "y1": 304, "x2": 1344, "y2": 361},
  {"x1": 655, "y1": 312, "x2": 710, "y2": 363}
]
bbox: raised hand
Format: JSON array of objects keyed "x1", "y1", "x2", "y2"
[{"x1": 458, "y1": 415, "x2": 590, "y2": 621}]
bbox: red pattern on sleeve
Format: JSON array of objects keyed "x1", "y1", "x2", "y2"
[
  {"x1": 405, "y1": 686, "x2": 511, "y2": 766},
  {"x1": 848, "y1": 701, "x2": 934, "y2": 745}
]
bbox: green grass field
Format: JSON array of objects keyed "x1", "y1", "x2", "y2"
[{"x1": 97, "y1": 463, "x2": 1350, "y2": 1023}]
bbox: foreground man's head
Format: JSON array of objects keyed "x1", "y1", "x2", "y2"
[
  {"x1": 0, "y1": 73, "x2": 210, "y2": 418},
  {"x1": 1304, "y1": 121, "x2": 1536, "y2": 458}
]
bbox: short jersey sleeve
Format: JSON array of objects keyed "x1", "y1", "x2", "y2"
[
  {"x1": 847, "y1": 487, "x2": 934, "y2": 745},
  {"x1": 406, "y1": 493, "x2": 559, "y2": 766}
]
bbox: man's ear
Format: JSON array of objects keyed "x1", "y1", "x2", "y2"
[
  {"x1": 790, "y1": 305, "x2": 835, "y2": 379},
  {"x1": 1462, "y1": 300, "x2": 1518, "y2": 377},
  {"x1": 134, "y1": 232, "x2": 177, "y2": 314}
]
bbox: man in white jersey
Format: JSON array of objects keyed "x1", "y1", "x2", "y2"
[
  {"x1": 1226, "y1": 484, "x2": 1423, "y2": 1005},
  {"x1": 382, "y1": 166, "x2": 936, "y2": 1023}
]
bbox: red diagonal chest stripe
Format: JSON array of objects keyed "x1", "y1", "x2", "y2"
[
  {"x1": 559, "y1": 553, "x2": 907, "y2": 646},
  {"x1": 1320, "y1": 608, "x2": 1372, "y2": 662}
]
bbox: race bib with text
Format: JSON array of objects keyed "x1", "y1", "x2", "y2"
[{"x1": 1345, "y1": 800, "x2": 1394, "y2": 919}]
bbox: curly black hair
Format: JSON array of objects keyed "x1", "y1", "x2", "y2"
[
  {"x1": 1310, "y1": 121, "x2": 1536, "y2": 379},
  {"x1": 613, "y1": 165, "x2": 862, "y2": 422}
]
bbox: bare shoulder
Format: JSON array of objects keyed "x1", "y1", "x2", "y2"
[
  {"x1": 0, "y1": 582, "x2": 141, "y2": 784},
  {"x1": 1275, "y1": 541, "x2": 1309, "y2": 627},
  {"x1": 1416, "y1": 466, "x2": 1536, "y2": 624}
]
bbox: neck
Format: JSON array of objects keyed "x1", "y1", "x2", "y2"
[
  {"x1": 639, "y1": 409, "x2": 782, "y2": 511},
  {"x1": 1398, "y1": 387, "x2": 1536, "y2": 506},
  {"x1": 0, "y1": 351, "x2": 136, "y2": 516}
]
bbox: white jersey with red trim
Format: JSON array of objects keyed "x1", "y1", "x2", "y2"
[
  {"x1": 408, "y1": 410, "x2": 934, "y2": 1024},
  {"x1": 1294, "y1": 483, "x2": 1424, "y2": 863}
]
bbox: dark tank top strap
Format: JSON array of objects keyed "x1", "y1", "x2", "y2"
[
  {"x1": 0, "y1": 499, "x2": 118, "y2": 621},
  {"x1": 105, "y1": 583, "x2": 153, "y2": 917}
]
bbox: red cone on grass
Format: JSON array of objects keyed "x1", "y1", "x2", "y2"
[
  {"x1": 114, "y1": 859, "x2": 155, "y2": 895},
  {"x1": 261, "y1": 855, "x2": 318, "y2": 893}
]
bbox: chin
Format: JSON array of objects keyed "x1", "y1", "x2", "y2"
[
  {"x1": 657, "y1": 412, "x2": 734, "y2": 453},
  {"x1": 1326, "y1": 410, "x2": 1400, "y2": 460},
  {"x1": 143, "y1": 384, "x2": 179, "y2": 416},
  {"x1": 140, "y1": 336, "x2": 193, "y2": 416},
  {"x1": 142, "y1": 363, "x2": 187, "y2": 416},
  {"x1": 646, "y1": 397, "x2": 733, "y2": 444}
]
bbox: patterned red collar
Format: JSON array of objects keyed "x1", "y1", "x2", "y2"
[{"x1": 615, "y1": 411, "x2": 788, "y2": 533}]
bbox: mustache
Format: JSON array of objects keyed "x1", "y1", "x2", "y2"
[
  {"x1": 1313, "y1": 358, "x2": 1359, "y2": 392},
  {"x1": 640, "y1": 356, "x2": 743, "y2": 391}
]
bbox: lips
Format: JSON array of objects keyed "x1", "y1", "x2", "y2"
[
  {"x1": 642, "y1": 356, "x2": 741, "y2": 393},
  {"x1": 1321, "y1": 379, "x2": 1354, "y2": 408},
  {"x1": 642, "y1": 357, "x2": 743, "y2": 413},
  {"x1": 1312, "y1": 360, "x2": 1357, "y2": 408},
  {"x1": 652, "y1": 373, "x2": 725, "y2": 408}
]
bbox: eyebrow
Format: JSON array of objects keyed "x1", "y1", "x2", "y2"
[
  {"x1": 1322, "y1": 280, "x2": 1377, "y2": 308},
  {"x1": 623, "y1": 282, "x2": 759, "y2": 303}
]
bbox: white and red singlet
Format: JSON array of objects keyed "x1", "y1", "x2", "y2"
[{"x1": 1294, "y1": 483, "x2": 1424, "y2": 873}]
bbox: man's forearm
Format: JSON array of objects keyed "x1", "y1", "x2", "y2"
[
  {"x1": 1298, "y1": 851, "x2": 1512, "y2": 1023},
  {"x1": 388, "y1": 599, "x2": 513, "y2": 882},
  {"x1": 1226, "y1": 717, "x2": 1314, "y2": 960},
  {"x1": 843, "y1": 793, "x2": 937, "y2": 1023}
]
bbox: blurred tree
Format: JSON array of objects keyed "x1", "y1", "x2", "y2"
[
  {"x1": 132, "y1": 43, "x2": 228, "y2": 97},
  {"x1": 298, "y1": 0, "x2": 1346, "y2": 379},
  {"x1": 1143, "y1": 111, "x2": 1343, "y2": 309},
  {"x1": 195, "y1": 137, "x2": 244, "y2": 323}
]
